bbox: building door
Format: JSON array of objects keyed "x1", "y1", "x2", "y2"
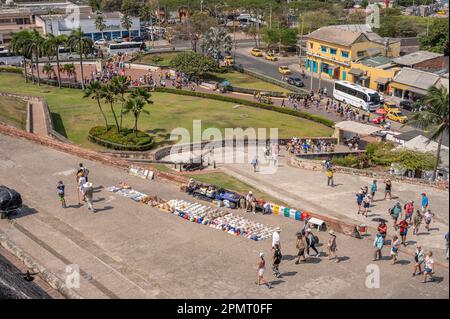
[
  {"x1": 342, "y1": 71, "x2": 346, "y2": 81},
  {"x1": 313, "y1": 61, "x2": 317, "y2": 73}
]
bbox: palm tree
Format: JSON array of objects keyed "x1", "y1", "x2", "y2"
[
  {"x1": 407, "y1": 86, "x2": 449, "y2": 181},
  {"x1": 43, "y1": 63, "x2": 54, "y2": 79},
  {"x1": 43, "y1": 34, "x2": 68, "y2": 88},
  {"x1": 95, "y1": 15, "x2": 106, "y2": 38},
  {"x1": 29, "y1": 29, "x2": 44, "y2": 86},
  {"x1": 121, "y1": 13, "x2": 133, "y2": 41},
  {"x1": 68, "y1": 28, "x2": 94, "y2": 90},
  {"x1": 64, "y1": 63, "x2": 75, "y2": 82},
  {"x1": 102, "y1": 83, "x2": 120, "y2": 132},
  {"x1": 202, "y1": 27, "x2": 232, "y2": 62},
  {"x1": 84, "y1": 81, "x2": 109, "y2": 129},
  {"x1": 10, "y1": 30, "x2": 32, "y2": 83},
  {"x1": 111, "y1": 75, "x2": 130, "y2": 131},
  {"x1": 124, "y1": 95, "x2": 151, "y2": 136}
]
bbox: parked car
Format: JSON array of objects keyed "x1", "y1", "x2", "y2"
[
  {"x1": 399, "y1": 100, "x2": 420, "y2": 111},
  {"x1": 372, "y1": 115, "x2": 386, "y2": 124},
  {"x1": 386, "y1": 110, "x2": 408, "y2": 123},
  {"x1": 383, "y1": 101, "x2": 400, "y2": 113},
  {"x1": 112, "y1": 37, "x2": 124, "y2": 43},
  {"x1": 251, "y1": 48, "x2": 263, "y2": 57},
  {"x1": 278, "y1": 66, "x2": 291, "y2": 75},
  {"x1": 286, "y1": 76, "x2": 304, "y2": 87},
  {"x1": 94, "y1": 38, "x2": 107, "y2": 46},
  {"x1": 264, "y1": 53, "x2": 278, "y2": 61}
]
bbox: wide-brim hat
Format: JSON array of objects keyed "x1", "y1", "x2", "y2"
[
  {"x1": 329, "y1": 230, "x2": 336, "y2": 236},
  {"x1": 83, "y1": 182, "x2": 93, "y2": 188},
  {"x1": 275, "y1": 227, "x2": 281, "y2": 232}
]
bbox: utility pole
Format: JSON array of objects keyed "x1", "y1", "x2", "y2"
[
  {"x1": 299, "y1": 18, "x2": 304, "y2": 59},
  {"x1": 310, "y1": 60, "x2": 313, "y2": 91},
  {"x1": 269, "y1": 5, "x2": 272, "y2": 29}
]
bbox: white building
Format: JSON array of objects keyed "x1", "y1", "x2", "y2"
[{"x1": 35, "y1": 11, "x2": 140, "y2": 41}]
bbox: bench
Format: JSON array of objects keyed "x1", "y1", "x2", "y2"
[{"x1": 308, "y1": 217, "x2": 325, "y2": 231}]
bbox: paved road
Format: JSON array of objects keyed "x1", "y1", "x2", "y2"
[{"x1": 0, "y1": 133, "x2": 448, "y2": 298}]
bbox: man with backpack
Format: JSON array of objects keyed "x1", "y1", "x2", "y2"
[
  {"x1": 389, "y1": 202, "x2": 402, "y2": 227},
  {"x1": 373, "y1": 232, "x2": 385, "y2": 261},
  {"x1": 272, "y1": 244, "x2": 282, "y2": 278},
  {"x1": 305, "y1": 228, "x2": 320, "y2": 257}
]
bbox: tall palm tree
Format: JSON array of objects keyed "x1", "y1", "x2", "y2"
[
  {"x1": 43, "y1": 63, "x2": 54, "y2": 79},
  {"x1": 95, "y1": 15, "x2": 106, "y2": 38},
  {"x1": 84, "y1": 81, "x2": 109, "y2": 129},
  {"x1": 407, "y1": 86, "x2": 449, "y2": 181},
  {"x1": 63, "y1": 63, "x2": 75, "y2": 82},
  {"x1": 102, "y1": 83, "x2": 120, "y2": 132},
  {"x1": 124, "y1": 96, "x2": 150, "y2": 136},
  {"x1": 44, "y1": 34, "x2": 68, "y2": 88},
  {"x1": 202, "y1": 27, "x2": 232, "y2": 62},
  {"x1": 121, "y1": 13, "x2": 133, "y2": 40},
  {"x1": 111, "y1": 75, "x2": 130, "y2": 131},
  {"x1": 29, "y1": 29, "x2": 44, "y2": 86},
  {"x1": 68, "y1": 28, "x2": 93, "y2": 90},
  {"x1": 10, "y1": 30, "x2": 32, "y2": 83}
]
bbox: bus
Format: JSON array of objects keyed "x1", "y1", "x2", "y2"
[
  {"x1": 333, "y1": 81, "x2": 381, "y2": 112},
  {"x1": 107, "y1": 42, "x2": 146, "y2": 56},
  {"x1": 0, "y1": 49, "x2": 23, "y2": 66}
]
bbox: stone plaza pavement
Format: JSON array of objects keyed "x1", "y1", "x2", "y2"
[{"x1": 0, "y1": 134, "x2": 448, "y2": 298}]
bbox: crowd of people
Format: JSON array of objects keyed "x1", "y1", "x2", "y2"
[{"x1": 286, "y1": 137, "x2": 336, "y2": 155}]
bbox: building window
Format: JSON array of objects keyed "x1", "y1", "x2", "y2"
[
  {"x1": 341, "y1": 51, "x2": 349, "y2": 58},
  {"x1": 321, "y1": 46, "x2": 327, "y2": 53},
  {"x1": 321, "y1": 63, "x2": 330, "y2": 74},
  {"x1": 330, "y1": 48, "x2": 337, "y2": 55},
  {"x1": 357, "y1": 51, "x2": 365, "y2": 58},
  {"x1": 310, "y1": 43, "x2": 313, "y2": 49}
]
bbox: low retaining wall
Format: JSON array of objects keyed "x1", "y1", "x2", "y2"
[
  {"x1": 295, "y1": 150, "x2": 366, "y2": 160},
  {"x1": 290, "y1": 156, "x2": 449, "y2": 190}
]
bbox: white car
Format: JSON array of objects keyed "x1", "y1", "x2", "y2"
[{"x1": 94, "y1": 39, "x2": 107, "y2": 46}]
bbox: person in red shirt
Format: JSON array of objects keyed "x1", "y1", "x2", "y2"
[
  {"x1": 398, "y1": 219, "x2": 409, "y2": 246},
  {"x1": 404, "y1": 200, "x2": 414, "y2": 223},
  {"x1": 378, "y1": 221, "x2": 387, "y2": 239}
]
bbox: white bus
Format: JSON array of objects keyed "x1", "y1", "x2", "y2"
[
  {"x1": 108, "y1": 42, "x2": 145, "y2": 56},
  {"x1": 333, "y1": 81, "x2": 381, "y2": 111},
  {"x1": 0, "y1": 50, "x2": 23, "y2": 66}
]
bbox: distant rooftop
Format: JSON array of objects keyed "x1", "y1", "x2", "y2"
[
  {"x1": 393, "y1": 50, "x2": 444, "y2": 66},
  {"x1": 357, "y1": 55, "x2": 395, "y2": 68},
  {"x1": 392, "y1": 68, "x2": 440, "y2": 90}
]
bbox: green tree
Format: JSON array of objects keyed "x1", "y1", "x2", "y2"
[
  {"x1": 202, "y1": 27, "x2": 232, "y2": 61},
  {"x1": 88, "y1": 0, "x2": 102, "y2": 12},
  {"x1": 407, "y1": 86, "x2": 449, "y2": 181},
  {"x1": 43, "y1": 33, "x2": 68, "y2": 88},
  {"x1": 111, "y1": 75, "x2": 131, "y2": 131},
  {"x1": 102, "y1": 83, "x2": 121, "y2": 133},
  {"x1": 29, "y1": 29, "x2": 44, "y2": 86},
  {"x1": 121, "y1": 0, "x2": 141, "y2": 16},
  {"x1": 420, "y1": 18, "x2": 449, "y2": 55},
  {"x1": 95, "y1": 15, "x2": 106, "y2": 37},
  {"x1": 10, "y1": 30, "x2": 32, "y2": 83},
  {"x1": 244, "y1": 25, "x2": 260, "y2": 48},
  {"x1": 121, "y1": 13, "x2": 133, "y2": 40},
  {"x1": 125, "y1": 87, "x2": 153, "y2": 136},
  {"x1": 84, "y1": 81, "x2": 109, "y2": 129},
  {"x1": 63, "y1": 63, "x2": 75, "y2": 82},
  {"x1": 169, "y1": 51, "x2": 217, "y2": 77},
  {"x1": 43, "y1": 63, "x2": 53, "y2": 79},
  {"x1": 68, "y1": 28, "x2": 93, "y2": 90}
]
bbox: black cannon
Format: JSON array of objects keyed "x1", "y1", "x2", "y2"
[{"x1": 0, "y1": 186, "x2": 22, "y2": 219}]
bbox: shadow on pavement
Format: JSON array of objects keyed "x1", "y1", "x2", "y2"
[
  {"x1": 10, "y1": 205, "x2": 38, "y2": 219},
  {"x1": 95, "y1": 206, "x2": 114, "y2": 213},
  {"x1": 282, "y1": 271, "x2": 297, "y2": 277},
  {"x1": 269, "y1": 279, "x2": 285, "y2": 286},
  {"x1": 282, "y1": 255, "x2": 297, "y2": 261}
]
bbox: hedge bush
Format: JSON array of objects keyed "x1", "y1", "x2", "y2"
[
  {"x1": 0, "y1": 66, "x2": 23, "y2": 74},
  {"x1": 88, "y1": 126, "x2": 154, "y2": 151},
  {"x1": 154, "y1": 87, "x2": 335, "y2": 127}
]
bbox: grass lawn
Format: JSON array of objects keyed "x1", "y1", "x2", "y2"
[
  {"x1": 205, "y1": 71, "x2": 290, "y2": 93},
  {"x1": 0, "y1": 74, "x2": 332, "y2": 149},
  {"x1": 133, "y1": 52, "x2": 178, "y2": 67},
  {"x1": 0, "y1": 95, "x2": 27, "y2": 130}
]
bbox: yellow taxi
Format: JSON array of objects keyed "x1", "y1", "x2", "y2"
[
  {"x1": 383, "y1": 101, "x2": 400, "y2": 113},
  {"x1": 251, "y1": 48, "x2": 263, "y2": 57},
  {"x1": 264, "y1": 52, "x2": 278, "y2": 61},
  {"x1": 278, "y1": 66, "x2": 291, "y2": 75},
  {"x1": 386, "y1": 110, "x2": 408, "y2": 123},
  {"x1": 224, "y1": 55, "x2": 234, "y2": 65}
]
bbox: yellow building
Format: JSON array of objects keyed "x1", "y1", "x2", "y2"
[
  {"x1": 305, "y1": 25, "x2": 400, "y2": 82},
  {"x1": 350, "y1": 55, "x2": 401, "y2": 93}
]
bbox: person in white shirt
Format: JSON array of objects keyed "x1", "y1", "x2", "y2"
[
  {"x1": 423, "y1": 251, "x2": 435, "y2": 283},
  {"x1": 272, "y1": 227, "x2": 281, "y2": 249}
]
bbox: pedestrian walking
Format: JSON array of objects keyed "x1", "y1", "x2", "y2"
[
  {"x1": 370, "y1": 180, "x2": 377, "y2": 200},
  {"x1": 272, "y1": 227, "x2": 281, "y2": 249},
  {"x1": 373, "y1": 232, "x2": 384, "y2": 261},
  {"x1": 398, "y1": 218, "x2": 409, "y2": 246},
  {"x1": 404, "y1": 200, "x2": 414, "y2": 223},
  {"x1": 305, "y1": 228, "x2": 320, "y2": 256},
  {"x1": 413, "y1": 209, "x2": 423, "y2": 235},
  {"x1": 255, "y1": 253, "x2": 272, "y2": 288},
  {"x1": 391, "y1": 235, "x2": 400, "y2": 264},
  {"x1": 56, "y1": 181, "x2": 66, "y2": 208},
  {"x1": 327, "y1": 168, "x2": 334, "y2": 187},
  {"x1": 445, "y1": 232, "x2": 449, "y2": 260},
  {"x1": 421, "y1": 193, "x2": 429, "y2": 212},
  {"x1": 77, "y1": 163, "x2": 90, "y2": 182},
  {"x1": 77, "y1": 173, "x2": 87, "y2": 202},
  {"x1": 356, "y1": 190, "x2": 364, "y2": 214},
  {"x1": 384, "y1": 179, "x2": 392, "y2": 200},
  {"x1": 245, "y1": 191, "x2": 256, "y2": 214},
  {"x1": 362, "y1": 193, "x2": 371, "y2": 217},
  {"x1": 84, "y1": 182, "x2": 96, "y2": 213},
  {"x1": 412, "y1": 245, "x2": 425, "y2": 276},
  {"x1": 389, "y1": 202, "x2": 402, "y2": 227},
  {"x1": 327, "y1": 230, "x2": 339, "y2": 262},
  {"x1": 272, "y1": 244, "x2": 282, "y2": 278},
  {"x1": 295, "y1": 232, "x2": 307, "y2": 264},
  {"x1": 378, "y1": 221, "x2": 387, "y2": 239},
  {"x1": 251, "y1": 156, "x2": 258, "y2": 172},
  {"x1": 424, "y1": 210, "x2": 434, "y2": 232},
  {"x1": 281, "y1": 98, "x2": 285, "y2": 107},
  {"x1": 423, "y1": 251, "x2": 435, "y2": 283}
]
